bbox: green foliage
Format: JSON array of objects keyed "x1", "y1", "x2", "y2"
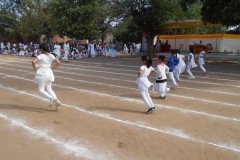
[
  {"x1": 49, "y1": 0, "x2": 100, "y2": 39},
  {"x1": 113, "y1": 16, "x2": 142, "y2": 43},
  {"x1": 180, "y1": 0, "x2": 240, "y2": 26}
]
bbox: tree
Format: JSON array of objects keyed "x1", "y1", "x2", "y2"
[
  {"x1": 111, "y1": 0, "x2": 172, "y2": 57},
  {"x1": 180, "y1": 0, "x2": 240, "y2": 26},
  {"x1": 0, "y1": 0, "x2": 52, "y2": 41},
  {"x1": 49, "y1": 0, "x2": 100, "y2": 39}
]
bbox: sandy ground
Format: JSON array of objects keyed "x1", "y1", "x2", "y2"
[{"x1": 0, "y1": 53, "x2": 240, "y2": 160}]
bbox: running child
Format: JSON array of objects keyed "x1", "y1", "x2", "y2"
[
  {"x1": 167, "y1": 49, "x2": 179, "y2": 89},
  {"x1": 174, "y1": 51, "x2": 186, "y2": 82},
  {"x1": 32, "y1": 43, "x2": 62, "y2": 109},
  {"x1": 136, "y1": 56, "x2": 156, "y2": 113},
  {"x1": 186, "y1": 48, "x2": 198, "y2": 79},
  {"x1": 198, "y1": 47, "x2": 207, "y2": 75},
  {"x1": 153, "y1": 55, "x2": 170, "y2": 100}
]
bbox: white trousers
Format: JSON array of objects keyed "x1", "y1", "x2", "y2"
[
  {"x1": 38, "y1": 81, "x2": 57, "y2": 100},
  {"x1": 140, "y1": 90, "x2": 154, "y2": 109},
  {"x1": 153, "y1": 82, "x2": 170, "y2": 97},
  {"x1": 91, "y1": 53, "x2": 95, "y2": 58},
  {"x1": 186, "y1": 65, "x2": 195, "y2": 78},
  {"x1": 173, "y1": 69, "x2": 180, "y2": 81},
  {"x1": 199, "y1": 64, "x2": 206, "y2": 72},
  {"x1": 168, "y1": 72, "x2": 178, "y2": 86},
  {"x1": 64, "y1": 51, "x2": 69, "y2": 61}
]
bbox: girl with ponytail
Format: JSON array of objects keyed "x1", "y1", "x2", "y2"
[{"x1": 136, "y1": 56, "x2": 156, "y2": 113}]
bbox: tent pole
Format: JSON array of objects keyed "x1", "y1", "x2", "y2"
[{"x1": 216, "y1": 27, "x2": 218, "y2": 53}]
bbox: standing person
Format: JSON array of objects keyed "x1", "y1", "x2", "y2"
[
  {"x1": 7, "y1": 41, "x2": 11, "y2": 50},
  {"x1": 198, "y1": 47, "x2": 207, "y2": 75},
  {"x1": 167, "y1": 49, "x2": 179, "y2": 89},
  {"x1": 174, "y1": 51, "x2": 186, "y2": 82},
  {"x1": 113, "y1": 40, "x2": 119, "y2": 57},
  {"x1": 136, "y1": 56, "x2": 156, "y2": 113},
  {"x1": 32, "y1": 43, "x2": 62, "y2": 109},
  {"x1": 123, "y1": 44, "x2": 128, "y2": 53},
  {"x1": 127, "y1": 42, "x2": 131, "y2": 53},
  {"x1": 155, "y1": 37, "x2": 160, "y2": 53},
  {"x1": 109, "y1": 41, "x2": 113, "y2": 57},
  {"x1": 102, "y1": 43, "x2": 107, "y2": 56},
  {"x1": 88, "y1": 41, "x2": 95, "y2": 58},
  {"x1": 153, "y1": 55, "x2": 170, "y2": 100},
  {"x1": 63, "y1": 41, "x2": 70, "y2": 62},
  {"x1": 186, "y1": 48, "x2": 198, "y2": 79},
  {"x1": 0, "y1": 41, "x2": 4, "y2": 49},
  {"x1": 54, "y1": 42, "x2": 61, "y2": 59}
]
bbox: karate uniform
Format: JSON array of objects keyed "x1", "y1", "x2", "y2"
[
  {"x1": 153, "y1": 63, "x2": 170, "y2": 98},
  {"x1": 35, "y1": 54, "x2": 57, "y2": 101},
  {"x1": 167, "y1": 55, "x2": 179, "y2": 87},
  {"x1": 174, "y1": 53, "x2": 186, "y2": 81},
  {"x1": 198, "y1": 51, "x2": 207, "y2": 73},
  {"x1": 136, "y1": 65, "x2": 155, "y2": 109},
  {"x1": 186, "y1": 53, "x2": 198, "y2": 79}
]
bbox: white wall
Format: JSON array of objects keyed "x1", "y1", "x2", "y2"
[{"x1": 143, "y1": 34, "x2": 240, "y2": 54}]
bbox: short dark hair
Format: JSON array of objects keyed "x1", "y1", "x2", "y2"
[
  {"x1": 39, "y1": 43, "x2": 49, "y2": 52},
  {"x1": 170, "y1": 49, "x2": 176, "y2": 54},
  {"x1": 158, "y1": 55, "x2": 165, "y2": 61}
]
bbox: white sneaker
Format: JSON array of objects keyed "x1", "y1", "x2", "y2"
[
  {"x1": 49, "y1": 98, "x2": 57, "y2": 107},
  {"x1": 55, "y1": 100, "x2": 62, "y2": 110},
  {"x1": 188, "y1": 76, "x2": 195, "y2": 79},
  {"x1": 172, "y1": 84, "x2": 178, "y2": 89}
]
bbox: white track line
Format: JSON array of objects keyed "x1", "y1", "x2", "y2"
[
  {"x1": 0, "y1": 74, "x2": 239, "y2": 123},
  {"x1": 1, "y1": 63, "x2": 239, "y2": 96},
  {"x1": 0, "y1": 66, "x2": 238, "y2": 108},
  {"x1": 1, "y1": 57, "x2": 240, "y2": 82},
  {"x1": 0, "y1": 113, "x2": 109, "y2": 160},
  {"x1": 1, "y1": 85, "x2": 240, "y2": 154},
  {"x1": 0, "y1": 65, "x2": 239, "y2": 107},
  {"x1": 4, "y1": 56, "x2": 240, "y2": 77},
  {"x1": 1, "y1": 64, "x2": 239, "y2": 97},
  {"x1": 1, "y1": 59, "x2": 240, "y2": 88}
]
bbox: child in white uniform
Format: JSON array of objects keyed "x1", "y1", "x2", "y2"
[
  {"x1": 198, "y1": 47, "x2": 207, "y2": 75},
  {"x1": 186, "y1": 48, "x2": 198, "y2": 79},
  {"x1": 136, "y1": 56, "x2": 156, "y2": 113},
  {"x1": 174, "y1": 51, "x2": 186, "y2": 81},
  {"x1": 32, "y1": 43, "x2": 62, "y2": 109},
  {"x1": 153, "y1": 55, "x2": 170, "y2": 100}
]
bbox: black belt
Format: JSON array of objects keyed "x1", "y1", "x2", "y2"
[{"x1": 156, "y1": 79, "x2": 167, "y2": 83}]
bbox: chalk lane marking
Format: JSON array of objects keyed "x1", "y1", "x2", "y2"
[
  {"x1": 1, "y1": 63, "x2": 239, "y2": 97},
  {"x1": 1, "y1": 58, "x2": 240, "y2": 83},
  {"x1": 0, "y1": 85, "x2": 240, "y2": 154},
  {"x1": 1, "y1": 61, "x2": 240, "y2": 98},
  {"x1": 0, "y1": 74, "x2": 239, "y2": 123},
  {"x1": 1, "y1": 59, "x2": 240, "y2": 88},
  {"x1": 0, "y1": 113, "x2": 110, "y2": 160},
  {"x1": 0, "y1": 66, "x2": 238, "y2": 107}
]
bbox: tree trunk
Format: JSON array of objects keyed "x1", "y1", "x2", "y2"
[
  {"x1": 147, "y1": 33, "x2": 155, "y2": 58},
  {"x1": 101, "y1": 31, "x2": 104, "y2": 45}
]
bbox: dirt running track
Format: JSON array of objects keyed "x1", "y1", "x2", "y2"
[{"x1": 0, "y1": 53, "x2": 240, "y2": 160}]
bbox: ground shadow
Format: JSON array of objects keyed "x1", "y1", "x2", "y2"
[
  {"x1": 0, "y1": 104, "x2": 57, "y2": 113},
  {"x1": 86, "y1": 106, "x2": 145, "y2": 114}
]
